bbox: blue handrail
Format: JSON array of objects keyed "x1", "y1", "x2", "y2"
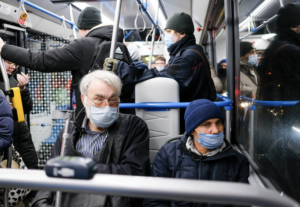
[
  {"x1": 17, "y1": 0, "x2": 78, "y2": 30},
  {"x1": 240, "y1": 96, "x2": 299, "y2": 107},
  {"x1": 119, "y1": 94, "x2": 232, "y2": 109},
  {"x1": 135, "y1": 0, "x2": 164, "y2": 34}
]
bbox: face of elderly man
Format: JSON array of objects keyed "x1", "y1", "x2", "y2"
[{"x1": 80, "y1": 74, "x2": 120, "y2": 132}]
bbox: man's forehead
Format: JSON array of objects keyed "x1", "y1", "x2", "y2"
[{"x1": 87, "y1": 80, "x2": 116, "y2": 97}]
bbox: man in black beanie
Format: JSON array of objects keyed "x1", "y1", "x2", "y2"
[
  {"x1": 0, "y1": 6, "x2": 124, "y2": 115},
  {"x1": 110, "y1": 12, "x2": 216, "y2": 134}
]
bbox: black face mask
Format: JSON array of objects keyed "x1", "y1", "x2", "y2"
[{"x1": 218, "y1": 68, "x2": 227, "y2": 76}]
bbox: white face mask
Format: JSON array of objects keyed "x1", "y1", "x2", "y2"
[
  {"x1": 156, "y1": 66, "x2": 165, "y2": 71},
  {"x1": 248, "y1": 54, "x2": 258, "y2": 65}
]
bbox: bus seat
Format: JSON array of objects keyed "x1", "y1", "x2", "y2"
[{"x1": 135, "y1": 77, "x2": 180, "y2": 164}]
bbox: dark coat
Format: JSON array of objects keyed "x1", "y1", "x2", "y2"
[
  {"x1": 0, "y1": 73, "x2": 38, "y2": 169},
  {"x1": 0, "y1": 92, "x2": 13, "y2": 153},
  {"x1": 32, "y1": 110, "x2": 150, "y2": 207},
  {"x1": 1, "y1": 25, "x2": 124, "y2": 116},
  {"x1": 143, "y1": 133, "x2": 249, "y2": 207},
  {"x1": 114, "y1": 35, "x2": 212, "y2": 103},
  {"x1": 133, "y1": 59, "x2": 149, "y2": 70}
]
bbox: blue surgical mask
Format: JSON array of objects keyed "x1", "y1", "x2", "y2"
[
  {"x1": 248, "y1": 54, "x2": 258, "y2": 65},
  {"x1": 195, "y1": 130, "x2": 224, "y2": 149},
  {"x1": 90, "y1": 106, "x2": 117, "y2": 128},
  {"x1": 164, "y1": 33, "x2": 174, "y2": 48}
]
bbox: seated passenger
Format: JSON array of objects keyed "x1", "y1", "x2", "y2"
[
  {"x1": 32, "y1": 70, "x2": 149, "y2": 207},
  {"x1": 155, "y1": 55, "x2": 166, "y2": 71},
  {"x1": 0, "y1": 61, "x2": 38, "y2": 169},
  {"x1": 127, "y1": 43, "x2": 148, "y2": 69},
  {"x1": 240, "y1": 42, "x2": 258, "y2": 98},
  {"x1": 0, "y1": 92, "x2": 13, "y2": 155},
  {"x1": 111, "y1": 12, "x2": 216, "y2": 134},
  {"x1": 218, "y1": 59, "x2": 227, "y2": 91},
  {"x1": 143, "y1": 99, "x2": 249, "y2": 207}
]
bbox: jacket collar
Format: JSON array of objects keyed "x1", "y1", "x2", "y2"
[
  {"x1": 178, "y1": 133, "x2": 235, "y2": 161},
  {"x1": 276, "y1": 28, "x2": 300, "y2": 47},
  {"x1": 168, "y1": 34, "x2": 196, "y2": 56}
]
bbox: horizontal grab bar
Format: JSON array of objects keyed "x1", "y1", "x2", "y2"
[{"x1": 241, "y1": 96, "x2": 299, "y2": 107}]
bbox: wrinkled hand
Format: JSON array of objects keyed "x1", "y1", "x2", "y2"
[
  {"x1": 0, "y1": 37, "x2": 4, "y2": 54},
  {"x1": 103, "y1": 58, "x2": 119, "y2": 71},
  {"x1": 17, "y1": 72, "x2": 29, "y2": 91}
]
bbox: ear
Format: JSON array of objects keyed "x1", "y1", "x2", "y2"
[{"x1": 81, "y1": 94, "x2": 85, "y2": 106}]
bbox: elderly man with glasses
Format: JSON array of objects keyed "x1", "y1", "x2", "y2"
[{"x1": 32, "y1": 70, "x2": 150, "y2": 207}]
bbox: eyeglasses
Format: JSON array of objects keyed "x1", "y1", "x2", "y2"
[
  {"x1": 86, "y1": 96, "x2": 119, "y2": 108},
  {"x1": 4, "y1": 60, "x2": 19, "y2": 69}
]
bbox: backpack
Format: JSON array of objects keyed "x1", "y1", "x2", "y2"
[{"x1": 89, "y1": 39, "x2": 133, "y2": 72}]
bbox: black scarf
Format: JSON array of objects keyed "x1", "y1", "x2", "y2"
[
  {"x1": 168, "y1": 34, "x2": 196, "y2": 56},
  {"x1": 276, "y1": 28, "x2": 300, "y2": 47}
]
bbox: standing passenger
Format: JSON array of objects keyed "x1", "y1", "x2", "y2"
[
  {"x1": 143, "y1": 99, "x2": 249, "y2": 207},
  {"x1": 109, "y1": 12, "x2": 216, "y2": 133},
  {"x1": 0, "y1": 7, "x2": 123, "y2": 116}
]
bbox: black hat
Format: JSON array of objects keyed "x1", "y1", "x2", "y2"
[
  {"x1": 77, "y1": 7, "x2": 102, "y2": 30},
  {"x1": 240, "y1": 41, "x2": 255, "y2": 57},
  {"x1": 165, "y1": 12, "x2": 194, "y2": 35},
  {"x1": 276, "y1": 3, "x2": 300, "y2": 29}
]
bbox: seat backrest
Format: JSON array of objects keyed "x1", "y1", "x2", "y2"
[{"x1": 135, "y1": 77, "x2": 180, "y2": 164}]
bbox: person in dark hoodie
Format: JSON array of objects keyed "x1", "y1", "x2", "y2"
[
  {"x1": 108, "y1": 12, "x2": 216, "y2": 134},
  {"x1": 143, "y1": 99, "x2": 249, "y2": 207},
  {"x1": 0, "y1": 60, "x2": 38, "y2": 169},
  {"x1": 0, "y1": 7, "x2": 124, "y2": 116}
]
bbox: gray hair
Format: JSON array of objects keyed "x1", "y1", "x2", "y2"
[{"x1": 80, "y1": 70, "x2": 122, "y2": 97}]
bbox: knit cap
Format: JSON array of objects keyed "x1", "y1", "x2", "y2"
[
  {"x1": 240, "y1": 41, "x2": 255, "y2": 57},
  {"x1": 77, "y1": 7, "x2": 102, "y2": 30},
  {"x1": 276, "y1": 3, "x2": 300, "y2": 29},
  {"x1": 184, "y1": 99, "x2": 224, "y2": 135},
  {"x1": 165, "y1": 12, "x2": 194, "y2": 35}
]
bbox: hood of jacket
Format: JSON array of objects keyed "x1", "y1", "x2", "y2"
[
  {"x1": 168, "y1": 34, "x2": 196, "y2": 56},
  {"x1": 86, "y1": 24, "x2": 124, "y2": 42},
  {"x1": 276, "y1": 27, "x2": 300, "y2": 47}
]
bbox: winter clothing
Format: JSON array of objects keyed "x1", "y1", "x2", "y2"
[
  {"x1": 240, "y1": 60, "x2": 258, "y2": 97},
  {"x1": 0, "y1": 92, "x2": 13, "y2": 153},
  {"x1": 127, "y1": 43, "x2": 141, "y2": 61},
  {"x1": 133, "y1": 59, "x2": 149, "y2": 70},
  {"x1": 114, "y1": 35, "x2": 214, "y2": 133},
  {"x1": 165, "y1": 12, "x2": 194, "y2": 35},
  {"x1": 32, "y1": 110, "x2": 149, "y2": 207},
  {"x1": 240, "y1": 42, "x2": 255, "y2": 57},
  {"x1": 209, "y1": 59, "x2": 223, "y2": 93},
  {"x1": 77, "y1": 7, "x2": 102, "y2": 29},
  {"x1": 276, "y1": 3, "x2": 300, "y2": 29},
  {"x1": 184, "y1": 99, "x2": 224, "y2": 135},
  {"x1": 0, "y1": 72, "x2": 38, "y2": 169},
  {"x1": 143, "y1": 133, "x2": 249, "y2": 207},
  {"x1": 219, "y1": 59, "x2": 227, "y2": 64},
  {"x1": 1, "y1": 24, "x2": 124, "y2": 116}
]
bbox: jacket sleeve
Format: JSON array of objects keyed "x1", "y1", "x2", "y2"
[
  {"x1": 114, "y1": 61, "x2": 158, "y2": 87},
  {"x1": 209, "y1": 60, "x2": 223, "y2": 93},
  {"x1": 0, "y1": 93, "x2": 13, "y2": 152},
  {"x1": 20, "y1": 87, "x2": 33, "y2": 114},
  {"x1": 143, "y1": 146, "x2": 171, "y2": 207},
  {"x1": 1, "y1": 40, "x2": 83, "y2": 72},
  {"x1": 96, "y1": 116, "x2": 149, "y2": 176}
]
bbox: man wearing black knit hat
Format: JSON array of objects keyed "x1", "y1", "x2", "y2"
[
  {"x1": 0, "y1": 6, "x2": 125, "y2": 115},
  {"x1": 111, "y1": 12, "x2": 216, "y2": 134}
]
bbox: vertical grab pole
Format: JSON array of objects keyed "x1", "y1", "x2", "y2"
[
  {"x1": 148, "y1": 0, "x2": 160, "y2": 68},
  {"x1": 225, "y1": 106, "x2": 232, "y2": 143},
  {"x1": 69, "y1": 4, "x2": 77, "y2": 39},
  {"x1": 249, "y1": 105, "x2": 256, "y2": 157},
  {"x1": 0, "y1": 57, "x2": 12, "y2": 207},
  {"x1": 109, "y1": 0, "x2": 123, "y2": 59},
  {"x1": 55, "y1": 111, "x2": 74, "y2": 207}
]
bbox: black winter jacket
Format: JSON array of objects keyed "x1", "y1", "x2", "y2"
[
  {"x1": 0, "y1": 73, "x2": 38, "y2": 169},
  {"x1": 32, "y1": 110, "x2": 150, "y2": 207},
  {"x1": 1, "y1": 25, "x2": 124, "y2": 116},
  {"x1": 0, "y1": 92, "x2": 13, "y2": 153},
  {"x1": 143, "y1": 133, "x2": 249, "y2": 207}
]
